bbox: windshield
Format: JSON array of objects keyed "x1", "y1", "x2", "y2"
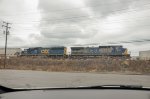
[{"x1": 0, "y1": 0, "x2": 150, "y2": 89}]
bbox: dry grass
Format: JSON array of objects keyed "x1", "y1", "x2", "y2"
[{"x1": 0, "y1": 57, "x2": 150, "y2": 74}]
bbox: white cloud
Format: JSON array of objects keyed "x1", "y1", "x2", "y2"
[
  {"x1": 0, "y1": 0, "x2": 40, "y2": 47},
  {"x1": 0, "y1": 0, "x2": 150, "y2": 56}
]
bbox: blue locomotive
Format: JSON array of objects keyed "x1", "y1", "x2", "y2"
[
  {"x1": 21, "y1": 45, "x2": 129, "y2": 58},
  {"x1": 21, "y1": 47, "x2": 67, "y2": 57},
  {"x1": 71, "y1": 46, "x2": 128, "y2": 56}
]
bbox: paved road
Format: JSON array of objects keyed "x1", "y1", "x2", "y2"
[{"x1": 0, "y1": 70, "x2": 149, "y2": 88}]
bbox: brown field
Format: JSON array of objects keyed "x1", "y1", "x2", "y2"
[{"x1": 0, "y1": 57, "x2": 150, "y2": 74}]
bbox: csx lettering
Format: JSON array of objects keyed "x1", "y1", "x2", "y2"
[
  {"x1": 41, "y1": 49, "x2": 49, "y2": 54},
  {"x1": 100, "y1": 48, "x2": 113, "y2": 53}
]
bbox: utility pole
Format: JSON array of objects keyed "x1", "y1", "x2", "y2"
[{"x1": 2, "y1": 21, "x2": 11, "y2": 69}]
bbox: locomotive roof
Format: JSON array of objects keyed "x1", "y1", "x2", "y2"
[
  {"x1": 27, "y1": 47, "x2": 65, "y2": 49},
  {"x1": 71, "y1": 45, "x2": 123, "y2": 49},
  {"x1": 99, "y1": 45, "x2": 123, "y2": 48}
]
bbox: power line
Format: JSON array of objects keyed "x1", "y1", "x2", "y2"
[
  {"x1": 9, "y1": 11, "x2": 150, "y2": 32},
  {"x1": 1, "y1": 1, "x2": 150, "y2": 24},
  {"x1": 2, "y1": 21, "x2": 11, "y2": 69},
  {"x1": 69, "y1": 39, "x2": 150, "y2": 46},
  {"x1": 10, "y1": 21, "x2": 150, "y2": 32},
  {"x1": 1, "y1": 0, "x2": 149, "y2": 17},
  {"x1": 11, "y1": 7, "x2": 150, "y2": 24}
]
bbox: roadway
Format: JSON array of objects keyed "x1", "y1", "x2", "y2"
[{"x1": 0, "y1": 70, "x2": 149, "y2": 88}]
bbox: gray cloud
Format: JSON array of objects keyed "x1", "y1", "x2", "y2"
[
  {"x1": 84, "y1": 0, "x2": 150, "y2": 17},
  {"x1": 0, "y1": 0, "x2": 31, "y2": 47},
  {"x1": 40, "y1": 23, "x2": 97, "y2": 39},
  {"x1": 38, "y1": 0, "x2": 90, "y2": 24},
  {"x1": 85, "y1": 0, "x2": 129, "y2": 17},
  {"x1": 0, "y1": 0, "x2": 26, "y2": 18},
  {"x1": 37, "y1": 0, "x2": 150, "y2": 56},
  {"x1": 0, "y1": 0, "x2": 150, "y2": 56}
]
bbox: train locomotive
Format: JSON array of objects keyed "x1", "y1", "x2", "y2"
[
  {"x1": 71, "y1": 46, "x2": 128, "y2": 56},
  {"x1": 21, "y1": 47, "x2": 67, "y2": 58},
  {"x1": 20, "y1": 45, "x2": 130, "y2": 58}
]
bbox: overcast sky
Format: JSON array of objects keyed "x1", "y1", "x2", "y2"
[{"x1": 0, "y1": 0, "x2": 150, "y2": 56}]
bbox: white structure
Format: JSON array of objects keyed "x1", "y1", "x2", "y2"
[
  {"x1": 139, "y1": 50, "x2": 150, "y2": 60},
  {"x1": 0, "y1": 48, "x2": 22, "y2": 58},
  {"x1": 131, "y1": 56, "x2": 139, "y2": 60}
]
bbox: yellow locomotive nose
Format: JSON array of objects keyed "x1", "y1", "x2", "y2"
[
  {"x1": 41, "y1": 49, "x2": 49, "y2": 55},
  {"x1": 64, "y1": 47, "x2": 67, "y2": 56},
  {"x1": 123, "y1": 49, "x2": 128, "y2": 55}
]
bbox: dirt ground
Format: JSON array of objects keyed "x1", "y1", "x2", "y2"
[{"x1": 0, "y1": 58, "x2": 150, "y2": 74}]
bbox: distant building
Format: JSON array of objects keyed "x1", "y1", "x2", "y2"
[
  {"x1": 131, "y1": 56, "x2": 139, "y2": 60},
  {"x1": 139, "y1": 50, "x2": 150, "y2": 60},
  {"x1": 0, "y1": 48, "x2": 22, "y2": 58}
]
